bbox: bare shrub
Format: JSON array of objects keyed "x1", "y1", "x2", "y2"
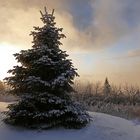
[{"x1": 72, "y1": 80, "x2": 140, "y2": 119}]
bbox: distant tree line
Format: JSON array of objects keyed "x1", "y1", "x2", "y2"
[{"x1": 72, "y1": 78, "x2": 140, "y2": 106}]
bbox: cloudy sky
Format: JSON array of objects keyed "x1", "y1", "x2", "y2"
[{"x1": 0, "y1": 0, "x2": 140, "y2": 86}]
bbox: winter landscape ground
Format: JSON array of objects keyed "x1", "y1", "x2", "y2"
[
  {"x1": 0, "y1": 2, "x2": 140, "y2": 140},
  {"x1": 0, "y1": 102, "x2": 140, "y2": 140}
]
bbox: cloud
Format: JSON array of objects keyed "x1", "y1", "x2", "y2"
[
  {"x1": 0, "y1": 0, "x2": 68, "y2": 48},
  {"x1": 87, "y1": 0, "x2": 140, "y2": 49},
  {"x1": 0, "y1": 0, "x2": 140, "y2": 52},
  {"x1": 107, "y1": 49, "x2": 140, "y2": 60},
  {"x1": 127, "y1": 49, "x2": 140, "y2": 58}
]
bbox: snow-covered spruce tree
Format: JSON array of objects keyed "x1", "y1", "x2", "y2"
[
  {"x1": 103, "y1": 77, "x2": 111, "y2": 96},
  {"x1": 4, "y1": 7, "x2": 90, "y2": 129}
]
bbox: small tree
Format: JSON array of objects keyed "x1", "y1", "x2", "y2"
[
  {"x1": 103, "y1": 77, "x2": 111, "y2": 96},
  {"x1": 0, "y1": 81, "x2": 5, "y2": 93},
  {"x1": 4, "y1": 7, "x2": 90, "y2": 129}
]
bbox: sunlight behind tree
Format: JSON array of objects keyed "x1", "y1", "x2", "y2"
[{"x1": 0, "y1": 43, "x2": 20, "y2": 80}]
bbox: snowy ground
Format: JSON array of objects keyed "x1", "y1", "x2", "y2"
[{"x1": 0, "y1": 102, "x2": 140, "y2": 140}]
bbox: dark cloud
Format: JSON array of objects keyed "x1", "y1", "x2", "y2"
[
  {"x1": 67, "y1": 0, "x2": 93, "y2": 30},
  {"x1": 0, "y1": 0, "x2": 140, "y2": 51}
]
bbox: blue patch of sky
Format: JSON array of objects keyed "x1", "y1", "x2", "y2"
[
  {"x1": 71, "y1": 52, "x2": 94, "y2": 62},
  {"x1": 103, "y1": 35, "x2": 140, "y2": 58}
]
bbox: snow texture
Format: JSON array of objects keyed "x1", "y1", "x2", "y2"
[
  {"x1": 25, "y1": 76, "x2": 50, "y2": 87},
  {"x1": 0, "y1": 102, "x2": 140, "y2": 140}
]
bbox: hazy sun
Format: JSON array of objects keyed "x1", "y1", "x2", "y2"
[{"x1": 0, "y1": 43, "x2": 21, "y2": 80}]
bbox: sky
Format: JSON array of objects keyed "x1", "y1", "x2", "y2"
[{"x1": 0, "y1": 0, "x2": 140, "y2": 86}]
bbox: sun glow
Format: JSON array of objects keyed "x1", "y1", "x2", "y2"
[{"x1": 0, "y1": 43, "x2": 21, "y2": 80}]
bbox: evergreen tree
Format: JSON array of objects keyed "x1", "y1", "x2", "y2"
[
  {"x1": 103, "y1": 77, "x2": 111, "y2": 95},
  {"x1": 4, "y1": 7, "x2": 90, "y2": 129}
]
